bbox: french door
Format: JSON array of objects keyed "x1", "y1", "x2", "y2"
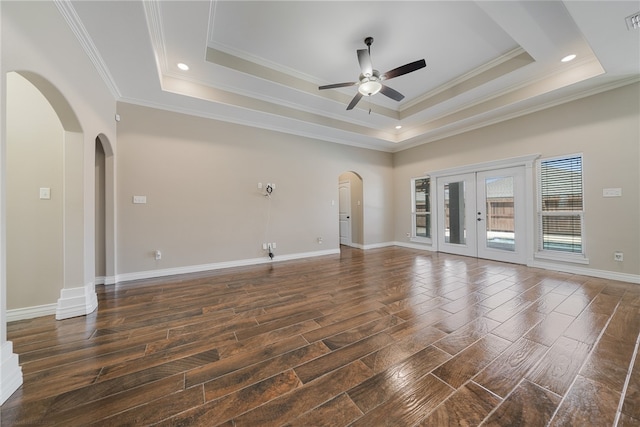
[{"x1": 436, "y1": 166, "x2": 526, "y2": 264}]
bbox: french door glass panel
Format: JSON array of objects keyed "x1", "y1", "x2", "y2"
[
  {"x1": 444, "y1": 181, "x2": 466, "y2": 244},
  {"x1": 437, "y1": 167, "x2": 526, "y2": 264},
  {"x1": 437, "y1": 173, "x2": 476, "y2": 257},
  {"x1": 484, "y1": 175, "x2": 515, "y2": 251}
]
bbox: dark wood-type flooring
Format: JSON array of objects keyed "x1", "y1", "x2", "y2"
[{"x1": 2, "y1": 246, "x2": 640, "y2": 426}]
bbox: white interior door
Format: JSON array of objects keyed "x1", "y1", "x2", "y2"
[
  {"x1": 437, "y1": 166, "x2": 526, "y2": 263},
  {"x1": 338, "y1": 181, "x2": 351, "y2": 246}
]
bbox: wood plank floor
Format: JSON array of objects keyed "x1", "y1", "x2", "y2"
[{"x1": 2, "y1": 246, "x2": 640, "y2": 426}]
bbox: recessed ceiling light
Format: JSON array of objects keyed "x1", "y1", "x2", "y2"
[
  {"x1": 561, "y1": 54, "x2": 576, "y2": 63},
  {"x1": 177, "y1": 63, "x2": 190, "y2": 71},
  {"x1": 395, "y1": 125, "x2": 402, "y2": 129}
]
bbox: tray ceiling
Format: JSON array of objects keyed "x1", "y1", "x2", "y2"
[{"x1": 67, "y1": 0, "x2": 640, "y2": 151}]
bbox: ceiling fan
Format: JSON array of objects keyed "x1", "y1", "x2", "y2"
[{"x1": 319, "y1": 36, "x2": 426, "y2": 110}]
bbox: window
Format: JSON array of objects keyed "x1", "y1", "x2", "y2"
[
  {"x1": 411, "y1": 177, "x2": 431, "y2": 240},
  {"x1": 537, "y1": 154, "x2": 586, "y2": 261}
]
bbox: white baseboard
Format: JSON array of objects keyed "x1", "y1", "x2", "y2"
[
  {"x1": 95, "y1": 276, "x2": 117, "y2": 285},
  {"x1": 0, "y1": 341, "x2": 22, "y2": 405},
  {"x1": 362, "y1": 241, "x2": 396, "y2": 250},
  {"x1": 56, "y1": 284, "x2": 98, "y2": 320},
  {"x1": 396, "y1": 241, "x2": 639, "y2": 284},
  {"x1": 393, "y1": 241, "x2": 437, "y2": 251},
  {"x1": 530, "y1": 259, "x2": 640, "y2": 284},
  {"x1": 113, "y1": 248, "x2": 341, "y2": 284},
  {"x1": 11, "y1": 246, "x2": 637, "y2": 323},
  {"x1": 7, "y1": 303, "x2": 57, "y2": 322}
]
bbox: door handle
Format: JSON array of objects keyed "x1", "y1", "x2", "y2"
[{"x1": 347, "y1": 216, "x2": 350, "y2": 219}]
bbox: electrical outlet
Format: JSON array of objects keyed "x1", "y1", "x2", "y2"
[
  {"x1": 317, "y1": 237, "x2": 323, "y2": 244},
  {"x1": 262, "y1": 243, "x2": 267, "y2": 250},
  {"x1": 406, "y1": 232, "x2": 410, "y2": 238},
  {"x1": 154, "y1": 250, "x2": 162, "y2": 260},
  {"x1": 614, "y1": 251, "x2": 624, "y2": 262},
  {"x1": 271, "y1": 242, "x2": 276, "y2": 249}
]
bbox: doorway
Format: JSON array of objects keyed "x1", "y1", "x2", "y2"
[
  {"x1": 436, "y1": 166, "x2": 526, "y2": 264},
  {"x1": 338, "y1": 180, "x2": 351, "y2": 245},
  {"x1": 338, "y1": 171, "x2": 363, "y2": 248}
]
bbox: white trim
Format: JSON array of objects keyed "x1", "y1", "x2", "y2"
[
  {"x1": 346, "y1": 243, "x2": 365, "y2": 250},
  {"x1": 535, "y1": 251, "x2": 590, "y2": 265},
  {"x1": 394, "y1": 241, "x2": 437, "y2": 252},
  {"x1": 54, "y1": 0, "x2": 121, "y2": 98},
  {"x1": 7, "y1": 303, "x2": 57, "y2": 322},
  {"x1": 395, "y1": 77, "x2": 640, "y2": 153},
  {"x1": 362, "y1": 242, "x2": 396, "y2": 250},
  {"x1": 95, "y1": 276, "x2": 117, "y2": 285},
  {"x1": 0, "y1": 341, "x2": 22, "y2": 405},
  {"x1": 530, "y1": 259, "x2": 639, "y2": 284},
  {"x1": 112, "y1": 249, "x2": 340, "y2": 284},
  {"x1": 428, "y1": 154, "x2": 540, "y2": 178},
  {"x1": 56, "y1": 284, "x2": 98, "y2": 320},
  {"x1": 427, "y1": 154, "x2": 539, "y2": 265},
  {"x1": 409, "y1": 236, "x2": 432, "y2": 245}
]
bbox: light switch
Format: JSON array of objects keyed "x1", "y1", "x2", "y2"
[
  {"x1": 603, "y1": 188, "x2": 622, "y2": 197},
  {"x1": 39, "y1": 188, "x2": 51, "y2": 200},
  {"x1": 133, "y1": 195, "x2": 147, "y2": 204}
]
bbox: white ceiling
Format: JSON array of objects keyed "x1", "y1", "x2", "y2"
[{"x1": 68, "y1": 1, "x2": 640, "y2": 152}]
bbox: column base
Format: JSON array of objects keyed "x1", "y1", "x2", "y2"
[
  {"x1": 55, "y1": 283, "x2": 98, "y2": 320},
  {"x1": 0, "y1": 341, "x2": 22, "y2": 405}
]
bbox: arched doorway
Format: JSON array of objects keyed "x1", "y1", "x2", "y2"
[
  {"x1": 4, "y1": 71, "x2": 95, "y2": 321},
  {"x1": 6, "y1": 71, "x2": 65, "y2": 316},
  {"x1": 95, "y1": 134, "x2": 115, "y2": 284},
  {"x1": 338, "y1": 171, "x2": 364, "y2": 248}
]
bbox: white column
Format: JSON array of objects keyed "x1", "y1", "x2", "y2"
[
  {"x1": 0, "y1": 2, "x2": 24, "y2": 402},
  {"x1": 56, "y1": 131, "x2": 97, "y2": 319}
]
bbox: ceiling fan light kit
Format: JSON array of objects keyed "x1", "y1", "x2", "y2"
[
  {"x1": 319, "y1": 36, "x2": 426, "y2": 110},
  {"x1": 358, "y1": 72, "x2": 382, "y2": 96}
]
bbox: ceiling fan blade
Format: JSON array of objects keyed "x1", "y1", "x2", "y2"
[
  {"x1": 319, "y1": 82, "x2": 357, "y2": 90},
  {"x1": 346, "y1": 92, "x2": 364, "y2": 110},
  {"x1": 382, "y1": 59, "x2": 426, "y2": 80},
  {"x1": 357, "y1": 49, "x2": 373, "y2": 77},
  {"x1": 380, "y1": 84, "x2": 405, "y2": 102}
]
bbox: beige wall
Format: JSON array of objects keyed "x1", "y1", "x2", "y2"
[
  {"x1": 394, "y1": 83, "x2": 640, "y2": 276},
  {"x1": 3, "y1": 0, "x2": 118, "y2": 294},
  {"x1": 115, "y1": 102, "x2": 394, "y2": 274},
  {"x1": 6, "y1": 72, "x2": 64, "y2": 309}
]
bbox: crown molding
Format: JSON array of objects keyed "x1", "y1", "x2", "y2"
[{"x1": 54, "y1": 0, "x2": 121, "y2": 99}]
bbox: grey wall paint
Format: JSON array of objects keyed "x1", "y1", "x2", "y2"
[
  {"x1": 394, "y1": 83, "x2": 640, "y2": 276},
  {"x1": 115, "y1": 102, "x2": 394, "y2": 274}
]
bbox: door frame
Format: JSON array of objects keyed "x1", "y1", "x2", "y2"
[
  {"x1": 429, "y1": 154, "x2": 539, "y2": 265},
  {"x1": 436, "y1": 172, "x2": 477, "y2": 258},
  {"x1": 338, "y1": 180, "x2": 352, "y2": 246},
  {"x1": 476, "y1": 167, "x2": 526, "y2": 264}
]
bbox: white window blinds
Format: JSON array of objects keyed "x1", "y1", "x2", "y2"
[{"x1": 538, "y1": 155, "x2": 584, "y2": 254}]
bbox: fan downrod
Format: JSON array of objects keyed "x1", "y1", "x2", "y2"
[{"x1": 364, "y1": 36, "x2": 374, "y2": 48}]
